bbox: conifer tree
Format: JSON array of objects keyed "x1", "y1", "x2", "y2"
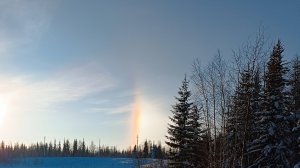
[
  {"x1": 166, "y1": 76, "x2": 193, "y2": 168},
  {"x1": 62, "y1": 140, "x2": 66, "y2": 156},
  {"x1": 62, "y1": 139, "x2": 70, "y2": 157},
  {"x1": 143, "y1": 140, "x2": 149, "y2": 158},
  {"x1": 249, "y1": 40, "x2": 293, "y2": 167},
  {"x1": 246, "y1": 68, "x2": 262, "y2": 165},
  {"x1": 79, "y1": 139, "x2": 86, "y2": 156},
  {"x1": 48, "y1": 142, "x2": 53, "y2": 156},
  {"x1": 225, "y1": 68, "x2": 256, "y2": 167},
  {"x1": 290, "y1": 56, "x2": 300, "y2": 111},
  {"x1": 289, "y1": 56, "x2": 300, "y2": 164},
  {"x1": 58, "y1": 141, "x2": 62, "y2": 156},
  {"x1": 73, "y1": 139, "x2": 78, "y2": 156},
  {"x1": 187, "y1": 105, "x2": 208, "y2": 168}
]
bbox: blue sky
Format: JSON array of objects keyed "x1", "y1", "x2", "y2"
[{"x1": 0, "y1": 0, "x2": 299, "y2": 149}]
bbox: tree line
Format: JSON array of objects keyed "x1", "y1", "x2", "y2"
[
  {"x1": 0, "y1": 138, "x2": 166, "y2": 162},
  {"x1": 166, "y1": 32, "x2": 300, "y2": 167}
]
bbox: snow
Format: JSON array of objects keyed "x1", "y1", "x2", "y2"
[
  {"x1": 142, "y1": 160, "x2": 168, "y2": 168},
  {"x1": 274, "y1": 115, "x2": 283, "y2": 119},
  {"x1": 268, "y1": 127, "x2": 274, "y2": 136},
  {"x1": 263, "y1": 145, "x2": 271, "y2": 156},
  {"x1": 0, "y1": 157, "x2": 157, "y2": 168},
  {"x1": 294, "y1": 162, "x2": 300, "y2": 168},
  {"x1": 292, "y1": 125, "x2": 300, "y2": 132},
  {"x1": 271, "y1": 95, "x2": 275, "y2": 100},
  {"x1": 274, "y1": 101, "x2": 279, "y2": 108},
  {"x1": 268, "y1": 122, "x2": 276, "y2": 135},
  {"x1": 295, "y1": 112, "x2": 300, "y2": 119}
]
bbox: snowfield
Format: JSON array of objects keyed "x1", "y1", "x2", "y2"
[{"x1": 0, "y1": 157, "x2": 157, "y2": 168}]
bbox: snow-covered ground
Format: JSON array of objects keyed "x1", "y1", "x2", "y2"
[
  {"x1": 142, "y1": 159, "x2": 168, "y2": 168},
  {"x1": 0, "y1": 157, "x2": 156, "y2": 168},
  {"x1": 294, "y1": 162, "x2": 300, "y2": 168}
]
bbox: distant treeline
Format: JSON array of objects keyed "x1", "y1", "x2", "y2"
[{"x1": 0, "y1": 139, "x2": 166, "y2": 161}]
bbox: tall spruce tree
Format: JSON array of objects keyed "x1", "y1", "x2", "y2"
[
  {"x1": 225, "y1": 68, "x2": 256, "y2": 167},
  {"x1": 166, "y1": 76, "x2": 193, "y2": 168},
  {"x1": 246, "y1": 68, "x2": 262, "y2": 165},
  {"x1": 225, "y1": 92, "x2": 238, "y2": 168},
  {"x1": 289, "y1": 56, "x2": 300, "y2": 164},
  {"x1": 290, "y1": 56, "x2": 300, "y2": 111},
  {"x1": 249, "y1": 40, "x2": 293, "y2": 167},
  {"x1": 187, "y1": 105, "x2": 208, "y2": 168}
]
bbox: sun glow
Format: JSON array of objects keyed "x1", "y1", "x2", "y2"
[
  {"x1": 131, "y1": 92, "x2": 141, "y2": 146},
  {"x1": 0, "y1": 98, "x2": 8, "y2": 125},
  {"x1": 130, "y1": 88, "x2": 168, "y2": 147}
]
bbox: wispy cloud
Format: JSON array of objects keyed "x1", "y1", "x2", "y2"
[
  {"x1": 0, "y1": 62, "x2": 116, "y2": 116},
  {"x1": 0, "y1": 61, "x2": 126, "y2": 144},
  {"x1": 85, "y1": 88, "x2": 134, "y2": 115},
  {"x1": 90, "y1": 104, "x2": 133, "y2": 115}
]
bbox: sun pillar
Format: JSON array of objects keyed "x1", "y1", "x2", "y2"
[{"x1": 131, "y1": 92, "x2": 141, "y2": 146}]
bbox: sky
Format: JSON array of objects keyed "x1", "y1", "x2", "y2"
[{"x1": 0, "y1": 0, "x2": 299, "y2": 149}]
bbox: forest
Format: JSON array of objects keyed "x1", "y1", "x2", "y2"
[
  {"x1": 166, "y1": 32, "x2": 300, "y2": 168},
  {"x1": 0, "y1": 138, "x2": 166, "y2": 163}
]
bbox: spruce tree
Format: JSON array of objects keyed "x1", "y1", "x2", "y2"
[
  {"x1": 289, "y1": 56, "x2": 300, "y2": 164},
  {"x1": 79, "y1": 139, "x2": 86, "y2": 156},
  {"x1": 225, "y1": 68, "x2": 256, "y2": 167},
  {"x1": 187, "y1": 105, "x2": 208, "y2": 168},
  {"x1": 246, "y1": 68, "x2": 262, "y2": 165},
  {"x1": 73, "y1": 139, "x2": 78, "y2": 156},
  {"x1": 143, "y1": 140, "x2": 149, "y2": 158},
  {"x1": 290, "y1": 56, "x2": 300, "y2": 111},
  {"x1": 62, "y1": 139, "x2": 66, "y2": 156},
  {"x1": 63, "y1": 139, "x2": 70, "y2": 156},
  {"x1": 249, "y1": 40, "x2": 293, "y2": 167},
  {"x1": 166, "y1": 76, "x2": 193, "y2": 168},
  {"x1": 293, "y1": 119, "x2": 300, "y2": 166}
]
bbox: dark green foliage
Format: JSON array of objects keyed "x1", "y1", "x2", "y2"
[
  {"x1": 226, "y1": 68, "x2": 257, "y2": 167},
  {"x1": 151, "y1": 142, "x2": 165, "y2": 159},
  {"x1": 289, "y1": 56, "x2": 300, "y2": 164},
  {"x1": 166, "y1": 76, "x2": 193, "y2": 168},
  {"x1": 166, "y1": 76, "x2": 208, "y2": 168},
  {"x1": 142, "y1": 140, "x2": 149, "y2": 158},
  {"x1": 0, "y1": 139, "x2": 166, "y2": 159},
  {"x1": 79, "y1": 139, "x2": 86, "y2": 156},
  {"x1": 187, "y1": 105, "x2": 208, "y2": 168},
  {"x1": 63, "y1": 139, "x2": 71, "y2": 156},
  {"x1": 289, "y1": 56, "x2": 300, "y2": 111},
  {"x1": 72, "y1": 139, "x2": 78, "y2": 156},
  {"x1": 248, "y1": 40, "x2": 293, "y2": 167}
]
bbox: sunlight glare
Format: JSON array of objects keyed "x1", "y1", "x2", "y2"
[
  {"x1": 131, "y1": 93, "x2": 141, "y2": 146},
  {"x1": 0, "y1": 98, "x2": 8, "y2": 124}
]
